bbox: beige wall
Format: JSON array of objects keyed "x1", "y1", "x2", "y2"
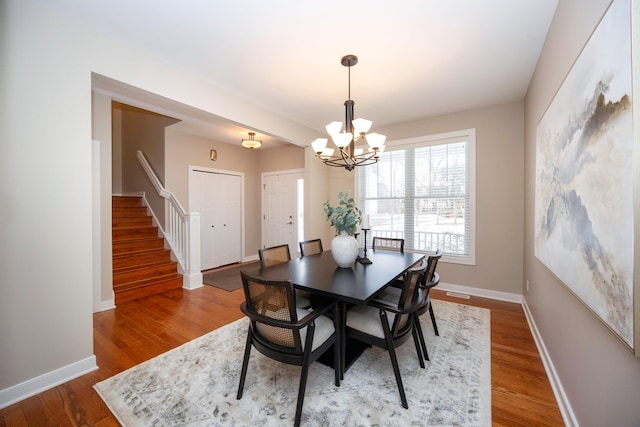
[
  {"x1": 377, "y1": 101, "x2": 525, "y2": 295},
  {"x1": 116, "y1": 103, "x2": 179, "y2": 225},
  {"x1": 524, "y1": 0, "x2": 640, "y2": 425},
  {"x1": 259, "y1": 144, "x2": 305, "y2": 173},
  {"x1": 165, "y1": 128, "x2": 305, "y2": 258},
  {"x1": 305, "y1": 148, "x2": 333, "y2": 248}
]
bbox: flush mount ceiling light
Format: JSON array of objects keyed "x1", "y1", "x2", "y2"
[
  {"x1": 311, "y1": 55, "x2": 386, "y2": 171},
  {"x1": 241, "y1": 132, "x2": 262, "y2": 150}
]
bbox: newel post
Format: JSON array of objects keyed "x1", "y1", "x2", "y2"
[{"x1": 182, "y1": 212, "x2": 203, "y2": 289}]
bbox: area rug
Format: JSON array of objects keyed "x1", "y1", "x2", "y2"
[
  {"x1": 202, "y1": 262, "x2": 259, "y2": 291},
  {"x1": 94, "y1": 300, "x2": 490, "y2": 426}
]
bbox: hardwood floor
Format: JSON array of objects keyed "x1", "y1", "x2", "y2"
[{"x1": 0, "y1": 286, "x2": 564, "y2": 426}]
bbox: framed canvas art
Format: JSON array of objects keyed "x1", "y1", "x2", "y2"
[{"x1": 534, "y1": 0, "x2": 637, "y2": 352}]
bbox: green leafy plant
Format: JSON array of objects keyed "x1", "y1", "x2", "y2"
[{"x1": 323, "y1": 191, "x2": 362, "y2": 236}]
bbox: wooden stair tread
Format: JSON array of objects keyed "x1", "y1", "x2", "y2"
[
  {"x1": 112, "y1": 216, "x2": 152, "y2": 224},
  {"x1": 112, "y1": 224, "x2": 157, "y2": 230},
  {"x1": 111, "y1": 234, "x2": 164, "y2": 243},
  {"x1": 112, "y1": 239, "x2": 166, "y2": 254},
  {"x1": 113, "y1": 259, "x2": 178, "y2": 276},
  {"x1": 112, "y1": 196, "x2": 144, "y2": 205},
  {"x1": 112, "y1": 234, "x2": 163, "y2": 242},
  {"x1": 114, "y1": 277, "x2": 183, "y2": 304},
  {"x1": 113, "y1": 247, "x2": 169, "y2": 259},
  {"x1": 113, "y1": 272, "x2": 182, "y2": 291}
]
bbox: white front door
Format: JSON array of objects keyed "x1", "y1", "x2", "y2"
[{"x1": 262, "y1": 170, "x2": 303, "y2": 257}]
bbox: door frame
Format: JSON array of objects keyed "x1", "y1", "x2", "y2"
[
  {"x1": 261, "y1": 168, "x2": 304, "y2": 255},
  {"x1": 188, "y1": 165, "x2": 245, "y2": 268}
]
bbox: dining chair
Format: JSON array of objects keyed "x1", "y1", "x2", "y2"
[
  {"x1": 372, "y1": 237, "x2": 405, "y2": 252},
  {"x1": 372, "y1": 237, "x2": 408, "y2": 287},
  {"x1": 377, "y1": 250, "x2": 443, "y2": 361},
  {"x1": 237, "y1": 271, "x2": 340, "y2": 427},
  {"x1": 259, "y1": 244, "x2": 292, "y2": 267},
  {"x1": 345, "y1": 259, "x2": 428, "y2": 409},
  {"x1": 259, "y1": 243, "x2": 312, "y2": 308},
  {"x1": 299, "y1": 238, "x2": 323, "y2": 257}
]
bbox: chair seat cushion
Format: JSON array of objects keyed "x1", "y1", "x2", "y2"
[
  {"x1": 295, "y1": 291, "x2": 312, "y2": 309},
  {"x1": 346, "y1": 305, "x2": 396, "y2": 339},
  {"x1": 376, "y1": 286, "x2": 402, "y2": 304},
  {"x1": 297, "y1": 308, "x2": 335, "y2": 351}
]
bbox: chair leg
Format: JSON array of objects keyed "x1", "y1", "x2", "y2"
[
  {"x1": 333, "y1": 306, "x2": 341, "y2": 387},
  {"x1": 380, "y1": 311, "x2": 408, "y2": 409},
  {"x1": 413, "y1": 314, "x2": 429, "y2": 361},
  {"x1": 236, "y1": 328, "x2": 253, "y2": 400},
  {"x1": 411, "y1": 321, "x2": 426, "y2": 368},
  {"x1": 294, "y1": 324, "x2": 315, "y2": 427},
  {"x1": 429, "y1": 304, "x2": 439, "y2": 336},
  {"x1": 294, "y1": 363, "x2": 311, "y2": 427},
  {"x1": 339, "y1": 303, "x2": 346, "y2": 380}
]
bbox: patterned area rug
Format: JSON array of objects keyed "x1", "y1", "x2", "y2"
[{"x1": 94, "y1": 300, "x2": 491, "y2": 426}]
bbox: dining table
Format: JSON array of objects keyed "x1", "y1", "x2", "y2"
[{"x1": 248, "y1": 249, "x2": 425, "y2": 375}]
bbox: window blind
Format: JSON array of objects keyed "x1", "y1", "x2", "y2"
[{"x1": 358, "y1": 138, "x2": 471, "y2": 258}]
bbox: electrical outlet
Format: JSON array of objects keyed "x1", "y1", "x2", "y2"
[{"x1": 526, "y1": 280, "x2": 530, "y2": 292}]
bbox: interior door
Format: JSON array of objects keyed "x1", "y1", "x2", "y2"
[
  {"x1": 191, "y1": 170, "x2": 242, "y2": 270},
  {"x1": 213, "y1": 173, "x2": 242, "y2": 266},
  {"x1": 263, "y1": 171, "x2": 303, "y2": 256}
]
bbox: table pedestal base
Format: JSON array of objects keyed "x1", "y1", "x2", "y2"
[{"x1": 318, "y1": 339, "x2": 371, "y2": 373}]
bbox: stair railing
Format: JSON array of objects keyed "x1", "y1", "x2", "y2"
[{"x1": 136, "y1": 150, "x2": 202, "y2": 288}]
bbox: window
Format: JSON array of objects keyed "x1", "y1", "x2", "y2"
[{"x1": 357, "y1": 129, "x2": 476, "y2": 265}]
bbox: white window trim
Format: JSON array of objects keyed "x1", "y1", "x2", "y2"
[{"x1": 358, "y1": 128, "x2": 476, "y2": 266}]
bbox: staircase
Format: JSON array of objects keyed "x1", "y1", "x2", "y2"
[{"x1": 112, "y1": 196, "x2": 183, "y2": 304}]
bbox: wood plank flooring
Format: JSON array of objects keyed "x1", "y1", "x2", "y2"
[{"x1": 0, "y1": 285, "x2": 564, "y2": 426}]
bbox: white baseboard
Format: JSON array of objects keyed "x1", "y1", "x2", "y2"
[
  {"x1": 521, "y1": 298, "x2": 578, "y2": 427},
  {"x1": 437, "y1": 281, "x2": 523, "y2": 304},
  {"x1": 243, "y1": 255, "x2": 260, "y2": 263},
  {"x1": 95, "y1": 299, "x2": 116, "y2": 312},
  {"x1": 0, "y1": 356, "x2": 98, "y2": 410}
]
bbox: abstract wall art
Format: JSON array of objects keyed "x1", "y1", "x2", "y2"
[{"x1": 535, "y1": 0, "x2": 636, "y2": 350}]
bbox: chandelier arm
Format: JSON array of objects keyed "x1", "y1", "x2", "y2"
[
  {"x1": 352, "y1": 151, "x2": 379, "y2": 166},
  {"x1": 339, "y1": 147, "x2": 355, "y2": 170},
  {"x1": 314, "y1": 146, "x2": 380, "y2": 170}
]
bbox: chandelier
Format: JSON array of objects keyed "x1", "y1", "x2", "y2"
[
  {"x1": 311, "y1": 55, "x2": 386, "y2": 171},
  {"x1": 241, "y1": 132, "x2": 262, "y2": 150}
]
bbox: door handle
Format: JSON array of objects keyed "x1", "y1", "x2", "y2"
[{"x1": 286, "y1": 221, "x2": 293, "y2": 225}]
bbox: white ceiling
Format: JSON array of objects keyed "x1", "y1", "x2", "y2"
[{"x1": 75, "y1": 0, "x2": 559, "y2": 148}]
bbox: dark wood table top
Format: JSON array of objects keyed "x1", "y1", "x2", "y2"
[{"x1": 249, "y1": 250, "x2": 424, "y2": 304}]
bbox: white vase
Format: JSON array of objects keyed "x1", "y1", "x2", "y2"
[{"x1": 331, "y1": 231, "x2": 359, "y2": 268}]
